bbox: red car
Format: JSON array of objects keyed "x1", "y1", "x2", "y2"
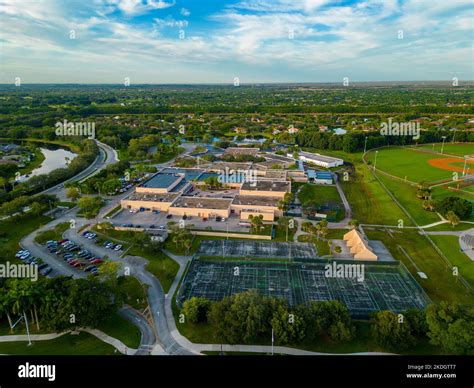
[{"x1": 90, "y1": 259, "x2": 103, "y2": 265}]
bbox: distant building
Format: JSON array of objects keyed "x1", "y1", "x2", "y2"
[
  {"x1": 289, "y1": 151, "x2": 344, "y2": 169},
  {"x1": 318, "y1": 125, "x2": 328, "y2": 132},
  {"x1": 288, "y1": 127, "x2": 299, "y2": 134}
]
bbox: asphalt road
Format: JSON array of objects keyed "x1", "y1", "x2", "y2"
[
  {"x1": 42, "y1": 140, "x2": 118, "y2": 201},
  {"x1": 118, "y1": 306, "x2": 156, "y2": 356}
]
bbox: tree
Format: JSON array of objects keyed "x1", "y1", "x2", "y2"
[
  {"x1": 77, "y1": 196, "x2": 103, "y2": 219},
  {"x1": 248, "y1": 214, "x2": 264, "y2": 234},
  {"x1": 182, "y1": 297, "x2": 211, "y2": 324},
  {"x1": 436, "y1": 197, "x2": 472, "y2": 220},
  {"x1": 66, "y1": 187, "x2": 80, "y2": 201},
  {"x1": 208, "y1": 290, "x2": 271, "y2": 344},
  {"x1": 270, "y1": 302, "x2": 306, "y2": 345},
  {"x1": 426, "y1": 302, "x2": 474, "y2": 355},
  {"x1": 277, "y1": 216, "x2": 292, "y2": 242},
  {"x1": 370, "y1": 310, "x2": 415, "y2": 351},
  {"x1": 446, "y1": 211, "x2": 460, "y2": 227}
]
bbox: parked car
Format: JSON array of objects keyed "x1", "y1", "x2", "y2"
[
  {"x1": 40, "y1": 267, "x2": 52, "y2": 276},
  {"x1": 114, "y1": 245, "x2": 122, "y2": 251}
]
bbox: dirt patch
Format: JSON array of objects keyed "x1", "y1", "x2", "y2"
[{"x1": 428, "y1": 156, "x2": 474, "y2": 173}]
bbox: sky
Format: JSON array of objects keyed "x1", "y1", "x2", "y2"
[{"x1": 0, "y1": 0, "x2": 472, "y2": 84}]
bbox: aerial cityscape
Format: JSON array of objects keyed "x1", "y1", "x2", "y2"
[{"x1": 0, "y1": 0, "x2": 472, "y2": 386}]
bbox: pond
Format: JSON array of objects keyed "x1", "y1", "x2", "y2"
[{"x1": 20, "y1": 147, "x2": 77, "y2": 182}]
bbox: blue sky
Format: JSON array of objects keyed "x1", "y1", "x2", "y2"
[{"x1": 0, "y1": 0, "x2": 472, "y2": 83}]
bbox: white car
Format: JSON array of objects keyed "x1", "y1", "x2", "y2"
[{"x1": 114, "y1": 245, "x2": 122, "y2": 251}]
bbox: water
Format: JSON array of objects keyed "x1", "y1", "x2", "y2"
[{"x1": 20, "y1": 147, "x2": 77, "y2": 181}]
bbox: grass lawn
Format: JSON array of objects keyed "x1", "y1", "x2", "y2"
[
  {"x1": 299, "y1": 184, "x2": 345, "y2": 221},
  {"x1": 97, "y1": 313, "x2": 141, "y2": 349},
  {"x1": 424, "y1": 223, "x2": 473, "y2": 232},
  {"x1": 366, "y1": 147, "x2": 455, "y2": 183},
  {"x1": 104, "y1": 204, "x2": 122, "y2": 218},
  {"x1": 376, "y1": 173, "x2": 441, "y2": 225},
  {"x1": 145, "y1": 251, "x2": 180, "y2": 293},
  {"x1": 297, "y1": 234, "x2": 330, "y2": 256},
  {"x1": 365, "y1": 228, "x2": 474, "y2": 304},
  {"x1": 0, "y1": 213, "x2": 51, "y2": 263},
  {"x1": 35, "y1": 222, "x2": 70, "y2": 244},
  {"x1": 341, "y1": 162, "x2": 410, "y2": 226},
  {"x1": 417, "y1": 143, "x2": 474, "y2": 157},
  {"x1": 429, "y1": 235, "x2": 474, "y2": 289},
  {"x1": 0, "y1": 332, "x2": 118, "y2": 355}
]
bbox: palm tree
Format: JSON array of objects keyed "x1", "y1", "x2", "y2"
[
  {"x1": 0, "y1": 285, "x2": 14, "y2": 332},
  {"x1": 248, "y1": 214, "x2": 264, "y2": 234}
]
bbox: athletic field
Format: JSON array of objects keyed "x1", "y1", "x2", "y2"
[
  {"x1": 365, "y1": 145, "x2": 474, "y2": 184},
  {"x1": 177, "y1": 259, "x2": 430, "y2": 317}
]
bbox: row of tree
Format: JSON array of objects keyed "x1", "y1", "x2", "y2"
[
  {"x1": 0, "y1": 277, "x2": 118, "y2": 333},
  {"x1": 296, "y1": 129, "x2": 474, "y2": 154},
  {"x1": 181, "y1": 292, "x2": 474, "y2": 354}
]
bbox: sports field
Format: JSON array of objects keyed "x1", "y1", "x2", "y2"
[
  {"x1": 365, "y1": 145, "x2": 474, "y2": 184},
  {"x1": 177, "y1": 259, "x2": 430, "y2": 317}
]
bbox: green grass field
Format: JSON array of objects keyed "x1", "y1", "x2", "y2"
[
  {"x1": 366, "y1": 147, "x2": 456, "y2": 183},
  {"x1": 0, "y1": 332, "x2": 118, "y2": 355},
  {"x1": 365, "y1": 228, "x2": 474, "y2": 305},
  {"x1": 97, "y1": 313, "x2": 141, "y2": 349},
  {"x1": 428, "y1": 235, "x2": 474, "y2": 289},
  {"x1": 0, "y1": 213, "x2": 51, "y2": 263},
  {"x1": 417, "y1": 143, "x2": 474, "y2": 157},
  {"x1": 376, "y1": 173, "x2": 441, "y2": 225},
  {"x1": 341, "y1": 162, "x2": 411, "y2": 225}
]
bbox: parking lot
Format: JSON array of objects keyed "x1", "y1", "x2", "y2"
[
  {"x1": 41, "y1": 231, "x2": 123, "y2": 277},
  {"x1": 111, "y1": 209, "x2": 256, "y2": 233}
]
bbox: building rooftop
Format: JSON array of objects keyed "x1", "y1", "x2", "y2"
[
  {"x1": 170, "y1": 196, "x2": 232, "y2": 210},
  {"x1": 299, "y1": 151, "x2": 343, "y2": 164},
  {"x1": 126, "y1": 192, "x2": 180, "y2": 202},
  {"x1": 223, "y1": 147, "x2": 260, "y2": 157},
  {"x1": 139, "y1": 173, "x2": 182, "y2": 189},
  {"x1": 240, "y1": 180, "x2": 290, "y2": 193},
  {"x1": 232, "y1": 195, "x2": 281, "y2": 207}
]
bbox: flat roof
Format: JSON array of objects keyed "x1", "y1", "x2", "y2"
[
  {"x1": 232, "y1": 195, "x2": 280, "y2": 207},
  {"x1": 223, "y1": 147, "x2": 260, "y2": 156},
  {"x1": 299, "y1": 151, "x2": 343, "y2": 164},
  {"x1": 171, "y1": 196, "x2": 232, "y2": 210},
  {"x1": 139, "y1": 172, "x2": 181, "y2": 189},
  {"x1": 315, "y1": 171, "x2": 333, "y2": 178},
  {"x1": 125, "y1": 192, "x2": 180, "y2": 202},
  {"x1": 240, "y1": 180, "x2": 290, "y2": 192}
]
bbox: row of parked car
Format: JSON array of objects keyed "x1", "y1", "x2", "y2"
[
  {"x1": 45, "y1": 238, "x2": 103, "y2": 276},
  {"x1": 83, "y1": 230, "x2": 122, "y2": 251},
  {"x1": 15, "y1": 249, "x2": 52, "y2": 276}
]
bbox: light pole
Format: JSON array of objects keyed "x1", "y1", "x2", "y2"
[
  {"x1": 441, "y1": 136, "x2": 447, "y2": 154},
  {"x1": 374, "y1": 150, "x2": 379, "y2": 171},
  {"x1": 363, "y1": 136, "x2": 368, "y2": 154},
  {"x1": 462, "y1": 156, "x2": 471, "y2": 176}
]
